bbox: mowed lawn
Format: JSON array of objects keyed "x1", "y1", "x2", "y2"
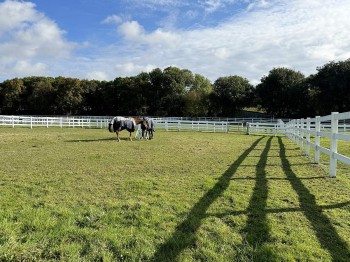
[{"x1": 0, "y1": 127, "x2": 349, "y2": 261}]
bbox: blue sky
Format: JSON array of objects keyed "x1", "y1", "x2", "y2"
[{"x1": 1, "y1": 0, "x2": 350, "y2": 84}]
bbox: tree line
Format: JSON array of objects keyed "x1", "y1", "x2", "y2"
[{"x1": 0, "y1": 59, "x2": 349, "y2": 118}]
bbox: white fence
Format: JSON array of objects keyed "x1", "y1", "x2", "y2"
[
  {"x1": 155, "y1": 119, "x2": 244, "y2": 132},
  {"x1": 0, "y1": 115, "x2": 245, "y2": 133},
  {"x1": 247, "y1": 112, "x2": 350, "y2": 178},
  {"x1": 246, "y1": 120, "x2": 286, "y2": 136},
  {"x1": 0, "y1": 115, "x2": 110, "y2": 128},
  {"x1": 284, "y1": 112, "x2": 350, "y2": 178}
]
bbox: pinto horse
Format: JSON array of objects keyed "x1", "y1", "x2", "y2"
[
  {"x1": 108, "y1": 116, "x2": 147, "y2": 142},
  {"x1": 141, "y1": 117, "x2": 155, "y2": 140}
]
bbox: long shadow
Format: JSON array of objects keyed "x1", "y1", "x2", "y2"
[
  {"x1": 151, "y1": 137, "x2": 264, "y2": 261},
  {"x1": 278, "y1": 137, "x2": 350, "y2": 261},
  {"x1": 206, "y1": 201, "x2": 350, "y2": 219},
  {"x1": 65, "y1": 137, "x2": 140, "y2": 142},
  {"x1": 242, "y1": 137, "x2": 277, "y2": 260},
  {"x1": 65, "y1": 137, "x2": 115, "y2": 142}
]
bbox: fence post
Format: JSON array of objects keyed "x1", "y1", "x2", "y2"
[
  {"x1": 12, "y1": 115, "x2": 14, "y2": 128},
  {"x1": 306, "y1": 117, "x2": 311, "y2": 156},
  {"x1": 46, "y1": 117, "x2": 49, "y2": 128},
  {"x1": 296, "y1": 119, "x2": 300, "y2": 147},
  {"x1": 292, "y1": 120, "x2": 296, "y2": 143},
  {"x1": 314, "y1": 116, "x2": 320, "y2": 163},
  {"x1": 30, "y1": 116, "x2": 33, "y2": 129},
  {"x1": 300, "y1": 118, "x2": 304, "y2": 150},
  {"x1": 329, "y1": 112, "x2": 339, "y2": 177}
]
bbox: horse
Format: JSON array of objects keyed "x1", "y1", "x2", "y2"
[
  {"x1": 141, "y1": 117, "x2": 155, "y2": 140},
  {"x1": 108, "y1": 116, "x2": 147, "y2": 142}
]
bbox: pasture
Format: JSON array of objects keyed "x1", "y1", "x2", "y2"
[{"x1": 0, "y1": 127, "x2": 349, "y2": 261}]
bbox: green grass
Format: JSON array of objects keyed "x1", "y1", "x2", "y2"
[{"x1": 0, "y1": 127, "x2": 349, "y2": 261}]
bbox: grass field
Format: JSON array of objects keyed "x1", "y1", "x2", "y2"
[{"x1": 0, "y1": 127, "x2": 349, "y2": 261}]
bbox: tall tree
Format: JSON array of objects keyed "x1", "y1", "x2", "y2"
[
  {"x1": 309, "y1": 59, "x2": 350, "y2": 115},
  {"x1": 26, "y1": 77, "x2": 56, "y2": 114},
  {"x1": 161, "y1": 67, "x2": 193, "y2": 116},
  {"x1": 54, "y1": 77, "x2": 83, "y2": 115},
  {"x1": 212, "y1": 75, "x2": 254, "y2": 116},
  {"x1": 256, "y1": 68, "x2": 305, "y2": 117},
  {"x1": 184, "y1": 74, "x2": 213, "y2": 117},
  {"x1": 0, "y1": 78, "x2": 25, "y2": 114},
  {"x1": 80, "y1": 79, "x2": 102, "y2": 115}
]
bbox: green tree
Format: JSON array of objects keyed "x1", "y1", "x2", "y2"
[
  {"x1": 212, "y1": 75, "x2": 254, "y2": 116},
  {"x1": 26, "y1": 77, "x2": 56, "y2": 114},
  {"x1": 256, "y1": 68, "x2": 305, "y2": 117},
  {"x1": 161, "y1": 67, "x2": 194, "y2": 116},
  {"x1": 80, "y1": 79, "x2": 104, "y2": 115},
  {"x1": 148, "y1": 68, "x2": 165, "y2": 115},
  {"x1": 53, "y1": 77, "x2": 83, "y2": 115},
  {"x1": 309, "y1": 59, "x2": 350, "y2": 115},
  {"x1": 184, "y1": 74, "x2": 213, "y2": 117},
  {"x1": 0, "y1": 78, "x2": 25, "y2": 114}
]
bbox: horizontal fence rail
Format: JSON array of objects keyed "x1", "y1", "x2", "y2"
[{"x1": 0, "y1": 115, "x2": 245, "y2": 133}]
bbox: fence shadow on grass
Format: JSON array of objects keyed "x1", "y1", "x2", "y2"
[
  {"x1": 241, "y1": 136, "x2": 278, "y2": 260},
  {"x1": 151, "y1": 136, "x2": 265, "y2": 261},
  {"x1": 278, "y1": 137, "x2": 350, "y2": 261}
]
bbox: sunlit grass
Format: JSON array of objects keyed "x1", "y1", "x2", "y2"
[{"x1": 0, "y1": 127, "x2": 349, "y2": 261}]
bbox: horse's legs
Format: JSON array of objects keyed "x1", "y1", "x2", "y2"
[
  {"x1": 129, "y1": 132, "x2": 133, "y2": 141},
  {"x1": 115, "y1": 130, "x2": 120, "y2": 142},
  {"x1": 148, "y1": 129, "x2": 153, "y2": 140}
]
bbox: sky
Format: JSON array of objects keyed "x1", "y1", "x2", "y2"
[{"x1": 1, "y1": 0, "x2": 350, "y2": 84}]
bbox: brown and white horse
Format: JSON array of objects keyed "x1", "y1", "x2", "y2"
[{"x1": 108, "y1": 116, "x2": 147, "y2": 142}]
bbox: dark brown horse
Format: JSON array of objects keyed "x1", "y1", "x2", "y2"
[
  {"x1": 108, "y1": 117, "x2": 147, "y2": 142},
  {"x1": 141, "y1": 117, "x2": 155, "y2": 140}
]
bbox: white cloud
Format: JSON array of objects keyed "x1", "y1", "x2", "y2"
[
  {"x1": 85, "y1": 71, "x2": 109, "y2": 81},
  {"x1": 213, "y1": 47, "x2": 231, "y2": 60},
  {"x1": 2, "y1": 0, "x2": 350, "y2": 86},
  {"x1": 0, "y1": 0, "x2": 75, "y2": 78},
  {"x1": 12, "y1": 60, "x2": 47, "y2": 76},
  {"x1": 247, "y1": 0, "x2": 272, "y2": 11},
  {"x1": 103, "y1": 0, "x2": 350, "y2": 83},
  {"x1": 0, "y1": 0, "x2": 39, "y2": 34},
  {"x1": 118, "y1": 20, "x2": 145, "y2": 40},
  {"x1": 118, "y1": 20, "x2": 181, "y2": 48},
  {"x1": 101, "y1": 15, "x2": 122, "y2": 25},
  {"x1": 200, "y1": 0, "x2": 238, "y2": 13},
  {"x1": 114, "y1": 62, "x2": 156, "y2": 76}
]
